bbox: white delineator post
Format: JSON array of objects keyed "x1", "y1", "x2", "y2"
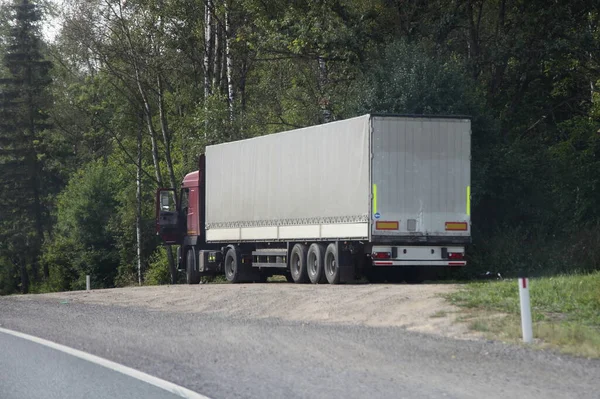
[
  {"x1": 518, "y1": 275, "x2": 533, "y2": 343},
  {"x1": 86, "y1": 275, "x2": 91, "y2": 291}
]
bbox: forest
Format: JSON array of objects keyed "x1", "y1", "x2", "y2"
[{"x1": 0, "y1": 0, "x2": 598, "y2": 294}]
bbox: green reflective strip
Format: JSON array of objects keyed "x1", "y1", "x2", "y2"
[
  {"x1": 372, "y1": 184, "x2": 377, "y2": 214},
  {"x1": 466, "y1": 186, "x2": 471, "y2": 216}
]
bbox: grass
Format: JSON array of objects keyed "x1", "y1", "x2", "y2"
[
  {"x1": 447, "y1": 272, "x2": 600, "y2": 358},
  {"x1": 430, "y1": 310, "x2": 448, "y2": 318}
]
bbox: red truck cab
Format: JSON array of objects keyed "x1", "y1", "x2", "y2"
[{"x1": 156, "y1": 156, "x2": 205, "y2": 246}]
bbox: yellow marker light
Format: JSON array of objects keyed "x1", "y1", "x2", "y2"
[
  {"x1": 376, "y1": 221, "x2": 399, "y2": 230},
  {"x1": 445, "y1": 222, "x2": 468, "y2": 231},
  {"x1": 372, "y1": 184, "x2": 378, "y2": 214},
  {"x1": 466, "y1": 185, "x2": 471, "y2": 216}
]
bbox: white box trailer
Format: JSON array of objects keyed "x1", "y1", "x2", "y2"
[
  {"x1": 157, "y1": 114, "x2": 471, "y2": 284},
  {"x1": 205, "y1": 114, "x2": 471, "y2": 243}
]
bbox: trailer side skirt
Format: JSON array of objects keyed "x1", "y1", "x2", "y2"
[{"x1": 206, "y1": 223, "x2": 369, "y2": 242}]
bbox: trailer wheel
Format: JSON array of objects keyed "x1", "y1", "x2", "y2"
[
  {"x1": 224, "y1": 247, "x2": 242, "y2": 283},
  {"x1": 186, "y1": 247, "x2": 200, "y2": 284},
  {"x1": 307, "y1": 243, "x2": 326, "y2": 284},
  {"x1": 290, "y1": 244, "x2": 309, "y2": 283},
  {"x1": 324, "y1": 243, "x2": 340, "y2": 284}
]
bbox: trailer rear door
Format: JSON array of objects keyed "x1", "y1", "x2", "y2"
[{"x1": 370, "y1": 116, "x2": 471, "y2": 240}]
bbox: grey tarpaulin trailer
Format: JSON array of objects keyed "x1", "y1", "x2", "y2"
[{"x1": 156, "y1": 114, "x2": 471, "y2": 284}]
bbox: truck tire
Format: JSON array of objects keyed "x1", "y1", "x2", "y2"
[
  {"x1": 176, "y1": 246, "x2": 183, "y2": 270},
  {"x1": 307, "y1": 243, "x2": 326, "y2": 284},
  {"x1": 186, "y1": 247, "x2": 200, "y2": 284},
  {"x1": 290, "y1": 243, "x2": 309, "y2": 283},
  {"x1": 324, "y1": 243, "x2": 340, "y2": 284},
  {"x1": 224, "y1": 247, "x2": 243, "y2": 283}
]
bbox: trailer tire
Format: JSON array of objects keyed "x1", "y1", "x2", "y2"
[
  {"x1": 290, "y1": 244, "x2": 309, "y2": 283},
  {"x1": 324, "y1": 243, "x2": 340, "y2": 284},
  {"x1": 307, "y1": 243, "x2": 326, "y2": 284},
  {"x1": 186, "y1": 247, "x2": 200, "y2": 284},
  {"x1": 224, "y1": 247, "x2": 243, "y2": 283}
]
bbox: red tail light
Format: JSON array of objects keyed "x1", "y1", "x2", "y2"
[
  {"x1": 448, "y1": 252, "x2": 464, "y2": 260},
  {"x1": 373, "y1": 252, "x2": 391, "y2": 259}
]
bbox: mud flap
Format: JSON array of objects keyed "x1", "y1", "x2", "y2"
[{"x1": 337, "y1": 242, "x2": 355, "y2": 283}]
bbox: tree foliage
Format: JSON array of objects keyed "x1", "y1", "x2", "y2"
[
  {"x1": 42, "y1": 161, "x2": 122, "y2": 290},
  {"x1": 0, "y1": 0, "x2": 55, "y2": 293},
  {"x1": 1, "y1": 0, "x2": 599, "y2": 294}
]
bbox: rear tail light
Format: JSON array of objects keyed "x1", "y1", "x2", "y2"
[
  {"x1": 448, "y1": 252, "x2": 464, "y2": 260},
  {"x1": 373, "y1": 252, "x2": 391, "y2": 259}
]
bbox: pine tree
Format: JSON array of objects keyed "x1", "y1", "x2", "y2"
[{"x1": 0, "y1": 0, "x2": 52, "y2": 293}]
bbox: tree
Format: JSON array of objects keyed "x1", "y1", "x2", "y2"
[
  {"x1": 42, "y1": 162, "x2": 122, "y2": 290},
  {"x1": 0, "y1": 0, "x2": 53, "y2": 293}
]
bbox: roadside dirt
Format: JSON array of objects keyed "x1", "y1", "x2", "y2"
[{"x1": 15, "y1": 283, "x2": 481, "y2": 340}]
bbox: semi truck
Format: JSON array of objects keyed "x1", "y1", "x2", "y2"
[{"x1": 155, "y1": 114, "x2": 471, "y2": 284}]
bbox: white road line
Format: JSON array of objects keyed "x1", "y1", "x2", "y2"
[{"x1": 0, "y1": 327, "x2": 211, "y2": 399}]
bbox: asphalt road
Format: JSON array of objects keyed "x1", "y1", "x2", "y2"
[
  {"x1": 1, "y1": 296, "x2": 599, "y2": 399},
  {"x1": 0, "y1": 329, "x2": 194, "y2": 399}
]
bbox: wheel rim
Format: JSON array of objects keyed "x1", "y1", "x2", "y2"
[
  {"x1": 308, "y1": 252, "x2": 317, "y2": 277},
  {"x1": 291, "y1": 252, "x2": 300, "y2": 278},
  {"x1": 188, "y1": 251, "x2": 193, "y2": 272},
  {"x1": 225, "y1": 255, "x2": 234, "y2": 278},
  {"x1": 325, "y1": 253, "x2": 336, "y2": 276}
]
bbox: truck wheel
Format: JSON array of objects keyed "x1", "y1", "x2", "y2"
[
  {"x1": 324, "y1": 243, "x2": 340, "y2": 284},
  {"x1": 290, "y1": 243, "x2": 309, "y2": 283},
  {"x1": 224, "y1": 247, "x2": 242, "y2": 283},
  {"x1": 307, "y1": 243, "x2": 326, "y2": 284},
  {"x1": 176, "y1": 246, "x2": 183, "y2": 270},
  {"x1": 186, "y1": 248, "x2": 200, "y2": 284}
]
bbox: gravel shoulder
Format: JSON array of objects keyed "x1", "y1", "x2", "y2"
[{"x1": 14, "y1": 283, "x2": 478, "y2": 339}]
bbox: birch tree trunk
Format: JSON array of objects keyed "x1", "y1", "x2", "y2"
[
  {"x1": 136, "y1": 113, "x2": 143, "y2": 286},
  {"x1": 114, "y1": 2, "x2": 178, "y2": 283},
  {"x1": 204, "y1": 0, "x2": 213, "y2": 137},
  {"x1": 114, "y1": 2, "x2": 164, "y2": 185},
  {"x1": 157, "y1": 73, "x2": 177, "y2": 188},
  {"x1": 213, "y1": 22, "x2": 221, "y2": 93},
  {"x1": 225, "y1": 1, "x2": 234, "y2": 121}
]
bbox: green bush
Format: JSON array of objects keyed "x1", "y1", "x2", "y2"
[
  {"x1": 41, "y1": 162, "x2": 122, "y2": 291},
  {"x1": 144, "y1": 246, "x2": 172, "y2": 285}
]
